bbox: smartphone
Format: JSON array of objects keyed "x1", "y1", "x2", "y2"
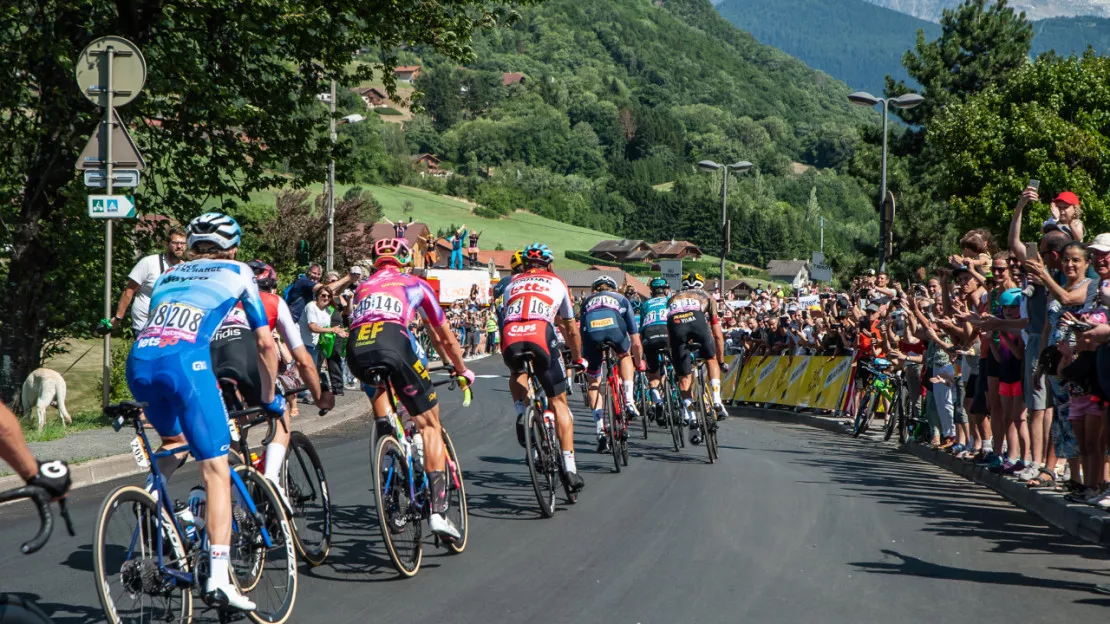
[
  {"x1": 1025, "y1": 241, "x2": 1041, "y2": 262},
  {"x1": 1028, "y1": 179, "x2": 1040, "y2": 190}
]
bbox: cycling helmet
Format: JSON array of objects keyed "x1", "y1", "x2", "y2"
[
  {"x1": 682, "y1": 272, "x2": 705, "y2": 289},
  {"x1": 649, "y1": 277, "x2": 669, "y2": 294},
  {"x1": 247, "y1": 259, "x2": 278, "y2": 291},
  {"x1": 592, "y1": 275, "x2": 618, "y2": 291},
  {"x1": 373, "y1": 237, "x2": 412, "y2": 268},
  {"x1": 999, "y1": 287, "x2": 1023, "y2": 307},
  {"x1": 510, "y1": 249, "x2": 525, "y2": 272},
  {"x1": 187, "y1": 212, "x2": 241, "y2": 250},
  {"x1": 523, "y1": 242, "x2": 554, "y2": 266}
]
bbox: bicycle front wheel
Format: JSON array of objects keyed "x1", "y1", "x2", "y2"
[
  {"x1": 884, "y1": 386, "x2": 900, "y2": 442},
  {"x1": 852, "y1": 387, "x2": 873, "y2": 438},
  {"x1": 698, "y1": 373, "x2": 717, "y2": 463},
  {"x1": 638, "y1": 373, "x2": 650, "y2": 439},
  {"x1": 372, "y1": 434, "x2": 423, "y2": 577},
  {"x1": 232, "y1": 465, "x2": 298, "y2": 624},
  {"x1": 284, "y1": 431, "x2": 332, "y2": 567},
  {"x1": 603, "y1": 369, "x2": 621, "y2": 474},
  {"x1": 663, "y1": 376, "x2": 681, "y2": 452},
  {"x1": 524, "y1": 408, "x2": 557, "y2": 518},
  {"x1": 93, "y1": 485, "x2": 193, "y2": 624},
  {"x1": 442, "y1": 428, "x2": 469, "y2": 553}
]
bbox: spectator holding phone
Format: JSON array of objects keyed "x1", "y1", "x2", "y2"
[{"x1": 1043, "y1": 190, "x2": 1084, "y2": 242}]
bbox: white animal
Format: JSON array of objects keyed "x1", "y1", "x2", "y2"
[{"x1": 21, "y1": 368, "x2": 72, "y2": 432}]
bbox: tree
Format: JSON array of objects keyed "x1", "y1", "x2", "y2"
[
  {"x1": 261, "y1": 189, "x2": 381, "y2": 275},
  {"x1": 0, "y1": 1, "x2": 521, "y2": 399}
]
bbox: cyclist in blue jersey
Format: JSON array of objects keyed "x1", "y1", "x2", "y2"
[
  {"x1": 640, "y1": 277, "x2": 672, "y2": 425},
  {"x1": 493, "y1": 250, "x2": 524, "y2": 302},
  {"x1": 580, "y1": 275, "x2": 643, "y2": 453},
  {"x1": 126, "y1": 213, "x2": 284, "y2": 611}
]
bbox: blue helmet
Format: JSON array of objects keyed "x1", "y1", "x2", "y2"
[
  {"x1": 999, "y1": 287, "x2": 1023, "y2": 307},
  {"x1": 523, "y1": 242, "x2": 554, "y2": 266},
  {"x1": 187, "y1": 212, "x2": 241, "y2": 250},
  {"x1": 649, "y1": 277, "x2": 669, "y2": 293}
]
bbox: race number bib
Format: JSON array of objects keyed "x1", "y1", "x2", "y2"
[
  {"x1": 669, "y1": 298, "x2": 700, "y2": 313},
  {"x1": 355, "y1": 293, "x2": 405, "y2": 318},
  {"x1": 141, "y1": 302, "x2": 205, "y2": 345}
]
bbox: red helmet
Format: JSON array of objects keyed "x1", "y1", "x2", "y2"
[
  {"x1": 247, "y1": 259, "x2": 278, "y2": 291},
  {"x1": 373, "y1": 237, "x2": 412, "y2": 268}
]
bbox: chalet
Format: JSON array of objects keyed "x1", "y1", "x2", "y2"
[
  {"x1": 410, "y1": 153, "x2": 452, "y2": 178},
  {"x1": 350, "y1": 86, "x2": 388, "y2": 109},
  {"x1": 502, "y1": 72, "x2": 526, "y2": 86},
  {"x1": 555, "y1": 270, "x2": 651, "y2": 300},
  {"x1": 766, "y1": 259, "x2": 811, "y2": 289},
  {"x1": 651, "y1": 240, "x2": 704, "y2": 260},
  {"x1": 588, "y1": 239, "x2": 655, "y2": 263},
  {"x1": 394, "y1": 66, "x2": 421, "y2": 83}
]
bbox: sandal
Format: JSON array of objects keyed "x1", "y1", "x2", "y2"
[
  {"x1": 1060, "y1": 479, "x2": 1086, "y2": 493},
  {"x1": 1027, "y1": 471, "x2": 1057, "y2": 488}
]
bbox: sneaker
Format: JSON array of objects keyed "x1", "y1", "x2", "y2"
[
  {"x1": 989, "y1": 458, "x2": 1013, "y2": 474},
  {"x1": 429, "y1": 512, "x2": 461, "y2": 541},
  {"x1": 596, "y1": 434, "x2": 610, "y2": 455},
  {"x1": 516, "y1": 414, "x2": 526, "y2": 448},
  {"x1": 714, "y1": 403, "x2": 728, "y2": 421},
  {"x1": 1002, "y1": 460, "x2": 1026, "y2": 475},
  {"x1": 975, "y1": 452, "x2": 998, "y2": 466},
  {"x1": 1088, "y1": 490, "x2": 1110, "y2": 510},
  {"x1": 206, "y1": 586, "x2": 257, "y2": 612},
  {"x1": 950, "y1": 444, "x2": 965, "y2": 455},
  {"x1": 1016, "y1": 464, "x2": 1040, "y2": 481},
  {"x1": 566, "y1": 471, "x2": 585, "y2": 493},
  {"x1": 626, "y1": 404, "x2": 640, "y2": 420},
  {"x1": 690, "y1": 428, "x2": 702, "y2": 445}
]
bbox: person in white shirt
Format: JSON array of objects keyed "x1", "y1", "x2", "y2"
[
  {"x1": 110, "y1": 229, "x2": 187, "y2": 332},
  {"x1": 299, "y1": 288, "x2": 347, "y2": 375}
]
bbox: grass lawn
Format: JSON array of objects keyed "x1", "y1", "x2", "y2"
[{"x1": 27, "y1": 338, "x2": 113, "y2": 442}]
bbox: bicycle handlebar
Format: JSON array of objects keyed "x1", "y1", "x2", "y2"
[
  {"x1": 0, "y1": 485, "x2": 75, "y2": 555},
  {"x1": 428, "y1": 366, "x2": 473, "y2": 407}
]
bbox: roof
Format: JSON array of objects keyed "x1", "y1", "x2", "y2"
[
  {"x1": 766, "y1": 260, "x2": 809, "y2": 277},
  {"x1": 706, "y1": 279, "x2": 753, "y2": 292},
  {"x1": 367, "y1": 222, "x2": 429, "y2": 247},
  {"x1": 625, "y1": 249, "x2": 657, "y2": 261},
  {"x1": 394, "y1": 65, "x2": 421, "y2": 73},
  {"x1": 556, "y1": 269, "x2": 630, "y2": 290},
  {"x1": 502, "y1": 72, "x2": 526, "y2": 86},
  {"x1": 479, "y1": 250, "x2": 516, "y2": 270},
  {"x1": 350, "y1": 86, "x2": 387, "y2": 98},
  {"x1": 410, "y1": 153, "x2": 440, "y2": 164},
  {"x1": 651, "y1": 240, "x2": 704, "y2": 257},
  {"x1": 625, "y1": 275, "x2": 652, "y2": 298},
  {"x1": 589, "y1": 239, "x2": 649, "y2": 255}
]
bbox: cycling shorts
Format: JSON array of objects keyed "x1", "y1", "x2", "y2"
[
  {"x1": 582, "y1": 326, "x2": 631, "y2": 377},
  {"x1": 125, "y1": 348, "x2": 231, "y2": 461},
  {"x1": 667, "y1": 310, "x2": 715, "y2": 377},
  {"x1": 641, "y1": 325, "x2": 670, "y2": 374},
  {"x1": 502, "y1": 321, "x2": 567, "y2": 398},
  {"x1": 346, "y1": 321, "x2": 437, "y2": 416},
  {"x1": 210, "y1": 326, "x2": 263, "y2": 407}
]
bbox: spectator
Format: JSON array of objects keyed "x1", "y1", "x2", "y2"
[
  {"x1": 384, "y1": 216, "x2": 411, "y2": 240},
  {"x1": 109, "y1": 228, "x2": 187, "y2": 332},
  {"x1": 448, "y1": 225, "x2": 468, "y2": 270},
  {"x1": 287, "y1": 263, "x2": 322, "y2": 323},
  {"x1": 420, "y1": 231, "x2": 439, "y2": 268},
  {"x1": 485, "y1": 310, "x2": 499, "y2": 354},
  {"x1": 467, "y1": 229, "x2": 483, "y2": 267},
  {"x1": 1043, "y1": 191, "x2": 1084, "y2": 241},
  {"x1": 299, "y1": 287, "x2": 347, "y2": 387}
]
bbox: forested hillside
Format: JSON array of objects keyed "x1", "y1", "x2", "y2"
[{"x1": 349, "y1": 0, "x2": 881, "y2": 274}]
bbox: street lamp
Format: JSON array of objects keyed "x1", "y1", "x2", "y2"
[
  {"x1": 322, "y1": 81, "x2": 365, "y2": 272},
  {"x1": 697, "y1": 160, "x2": 753, "y2": 290},
  {"x1": 847, "y1": 90, "x2": 924, "y2": 272}
]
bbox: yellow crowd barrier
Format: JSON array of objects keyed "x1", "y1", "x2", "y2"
[{"x1": 729, "y1": 355, "x2": 854, "y2": 410}]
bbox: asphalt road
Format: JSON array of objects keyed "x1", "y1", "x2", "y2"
[{"x1": 3, "y1": 355, "x2": 1110, "y2": 623}]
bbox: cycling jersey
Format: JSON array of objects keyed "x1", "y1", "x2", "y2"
[
  {"x1": 216, "y1": 291, "x2": 303, "y2": 350},
  {"x1": 210, "y1": 291, "x2": 303, "y2": 408},
  {"x1": 577, "y1": 290, "x2": 637, "y2": 375},
  {"x1": 501, "y1": 269, "x2": 574, "y2": 396},
  {"x1": 666, "y1": 288, "x2": 718, "y2": 376},
  {"x1": 501, "y1": 268, "x2": 574, "y2": 325},
  {"x1": 666, "y1": 288, "x2": 720, "y2": 325},
  {"x1": 349, "y1": 266, "x2": 445, "y2": 330},
  {"x1": 126, "y1": 259, "x2": 268, "y2": 460},
  {"x1": 639, "y1": 296, "x2": 669, "y2": 330}
]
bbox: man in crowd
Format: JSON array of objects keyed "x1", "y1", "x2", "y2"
[
  {"x1": 109, "y1": 228, "x2": 188, "y2": 332},
  {"x1": 286, "y1": 263, "x2": 322, "y2": 323}
]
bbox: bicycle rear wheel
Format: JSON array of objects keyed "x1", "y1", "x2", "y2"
[
  {"x1": 638, "y1": 373, "x2": 650, "y2": 439},
  {"x1": 884, "y1": 386, "x2": 900, "y2": 442},
  {"x1": 699, "y1": 372, "x2": 718, "y2": 463},
  {"x1": 372, "y1": 435, "x2": 423, "y2": 577},
  {"x1": 284, "y1": 431, "x2": 332, "y2": 567},
  {"x1": 664, "y1": 376, "x2": 681, "y2": 452},
  {"x1": 442, "y1": 429, "x2": 468, "y2": 553},
  {"x1": 603, "y1": 369, "x2": 621, "y2": 473},
  {"x1": 524, "y1": 408, "x2": 557, "y2": 517},
  {"x1": 93, "y1": 485, "x2": 193, "y2": 624},
  {"x1": 852, "y1": 387, "x2": 874, "y2": 438},
  {"x1": 232, "y1": 465, "x2": 298, "y2": 624}
]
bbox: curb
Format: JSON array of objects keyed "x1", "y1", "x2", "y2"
[
  {"x1": 0, "y1": 397, "x2": 369, "y2": 494},
  {"x1": 730, "y1": 403, "x2": 1110, "y2": 548}
]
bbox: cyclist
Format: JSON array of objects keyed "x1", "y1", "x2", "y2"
[
  {"x1": 346, "y1": 237, "x2": 475, "y2": 541},
  {"x1": 493, "y1": 250, "x2": 525, "y2": 302},
  {"x1": 666, "y1": 272, "x2": 728, "y2": 444},
  {"x1": 126, "y1": 212, "x2": 284, "y2": 611},
  {"x1": 640, "y1": 277, "x2": 672, "y2": 425},
  {"x1": 210, "y1": 259, "x2": 336, "y2": 505},
  {"x1": 500, "y1": 242, "x2": 587, "y2": 492},
  {"x1": 580, "y1": 275, "x2": 643, "y2": 453}
]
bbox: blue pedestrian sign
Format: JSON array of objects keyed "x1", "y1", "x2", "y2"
[{"x1": 88, "y1": 194, "x2": 136, "y2": 219}]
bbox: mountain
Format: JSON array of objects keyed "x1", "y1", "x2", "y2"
[
  {"x1": 716, "y1": 0, "x2": 1110, "y2": 95},
  {"x1": 864, "y1": 0, "x2": 1110, "y2": 21}
]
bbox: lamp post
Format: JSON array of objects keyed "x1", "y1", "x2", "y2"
[
  {"x1": 847, "y1": 90, "x2": 924, "y2": 272},
  {"x1": 321, "y1": 76, "x2": 365, "y2": 272},
  {"x1": 698, "y1": 160, "x2": 753, "y2": 291}
]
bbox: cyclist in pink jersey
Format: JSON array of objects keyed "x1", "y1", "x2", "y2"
[{"x1": 346, "y1": 238, "x2": 474, "y2": 541}]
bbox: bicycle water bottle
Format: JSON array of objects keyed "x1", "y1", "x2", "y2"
[
  {"x1": 543, "y1": 410, "x2": 556, "y2": 433},
  {"x1": 187, "y1": 485, "x2": 207, "y2": 532},
  {"x1": 413, "y1": 431, "x2": 425, "y2": 468},
  {"x1": 173, "y1": 500, "x2": 198, "y2": 543}
]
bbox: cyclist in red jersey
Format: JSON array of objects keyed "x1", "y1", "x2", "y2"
[
  {"x1": 346, "y1": 238, "x2": 474, "y2": 541},
  {"x1": 500, "y1": 242, "x2": 587, "y2": 492}
]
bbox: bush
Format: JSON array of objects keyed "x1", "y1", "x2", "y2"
[
  {"x1": 474, "y1": 206, "x2": 502, "y2": 219},
  {"x1": 96, "y1": 337, "x2": 134, "y2": 405}
]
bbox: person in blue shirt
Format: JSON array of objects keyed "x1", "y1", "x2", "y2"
[
  {"x1": 448, "y1": 224, "x2": 468, "y2": 270},
  {"x1": 579, "y1": 275, "x2": 643, "y2": 453},
  {"x1": 639, "y1": 277, "x2": 672, "y2": 424},
  {"x1": 494, "y1": 250, "x2": 525, "y2": 326},
  {"x1": 126, "y1": 213, "x2": 284, "y2": 612}
]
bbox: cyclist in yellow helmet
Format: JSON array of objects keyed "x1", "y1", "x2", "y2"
[{"x1": 666, "y1": 272, "x2": 728, "y2": 444}]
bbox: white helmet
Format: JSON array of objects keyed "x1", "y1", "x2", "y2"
[{"x1": 187, "y1": 212, "x2": 241, "y2": 250}]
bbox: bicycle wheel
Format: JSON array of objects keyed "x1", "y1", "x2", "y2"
[
  {"x1": 698, "y1": 372, "x2": 718, "y2": 463},
  {"x1": 852, "y1": 387, "x2": 873, "y2": 438},
  {"x1": 372, "y1": 434, "x2": 423, "y2": 577},
  {"x1": 284, "y1": 431, "x2": 331, "y2": 567},
  {"x1": 441, "y1": 428, "x2": 468, "y2": 553},
  {"x1": 603, "y1": 369, "x2": 621, "y2": 473},
  {"x1": 638, "y1": 374, "x2": 650, "y2": 439},
  {"x1": 232, "y1": 465, "x2": 298, "y2": 624},
  {"x1": 861, "y1": 390, "x2": 880, "y2": 437},
  {"x1": 93, "y1": 485, "x2": 193, "y2": 624},
  {"x1": 884, "y1": 386, "x2": 900, "y2": 442},
  {"x1": 664, "y1": 376, "x2": 681, "y2": 452},
  {"x1": 524, "y1": 407, "x2": 557, "y2": 517}
]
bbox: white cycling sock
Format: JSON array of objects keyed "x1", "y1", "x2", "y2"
[
  {"x1": 263, "y1": 443, "x2": 286, "y2": 484},
  {"x1": 650, "y1": 388, "x2": 662, "y2": 405},
  {"x1": 593, "y1": 409, "x2": 605, "y2": 434},
  {"x1": 514, "y1": 400, "x2": 526, "y2": 417},
  {"x1": 562, "y1": 450, "x2": 577, "y2": 474},
  {"x1": 207, "y1": 544, "x2": 231, "y2": 591},
  {"x1": 682, "y1": 398, "x2": 694, "y2": 422},
  {"x1": 622, "y1": 380, "x2": 635, "y2": 407},
  {"x1": 711, "y1": 379, "x2": 722, "y2": 405}
]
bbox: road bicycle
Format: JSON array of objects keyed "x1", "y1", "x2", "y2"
[
  {"x1": 94, "y1": 401, "x2": 297, "y2": 624},
  {"x1": 366, "y1": 364, "x2": 471, "y2": 578},
  {"x1": 687, "y1": 340, "x2": 719, "y2": 464},
  {"x1": 634, "y1": 369, "x2": 651, "y2": 439},
  {"x1": 520, "y1": 354, "x2": 582, "y2": 518},
  {"x1": 220, "y1": 379, "x2": 332, "y2": 567},
  {"x1": 595, "y1": 340, "x2": 631, "y2": 472},
  {"x1": 655, "y1": 353, "x2": 685, "y2": 452},
  {"x1": 0, "y1": 482, "x2": 74, "y2": 623},
  {"x1": 852, "y1": 358, "x2": 903, "y2": 440}
]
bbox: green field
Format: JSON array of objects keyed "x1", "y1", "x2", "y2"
[{"x1": 253, "y1": 183, "x2": 618, "y2": 269}]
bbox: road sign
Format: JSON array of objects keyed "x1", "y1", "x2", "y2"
[
  {"x1": 88, "y1": 195, "x2": 136, "y2": 219},
  {"x1": 659, "y1": 259, "x2": 683, "y2": 291},
  {"x1": 84, "y1": 168, "x2": 140, "y2": 188},
  {"x1": 76, "y1": 109, "x2": 146, "y2": 171},
  {"x1": 75, "y1": 36, "x2": 147, "y2": 108}
]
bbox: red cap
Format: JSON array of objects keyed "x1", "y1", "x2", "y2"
[{"x1": 1055, "y1": 191, "x2": 1080, "y2": 206}]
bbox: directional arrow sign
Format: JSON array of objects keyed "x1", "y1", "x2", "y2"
[
  {"x1": 84, "y1": 168, "x2": 141, "y2": 188},
  {"x1": 88, "y1": 195, "x2": 136, "y2": 219}
]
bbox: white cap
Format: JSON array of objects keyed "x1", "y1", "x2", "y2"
[
  {"x1": 1090, "y1": 233, "x2": 1110, "y2": 253},
  {"x1": 349, "y1": 266, "x2": 364, "y2": 275}
]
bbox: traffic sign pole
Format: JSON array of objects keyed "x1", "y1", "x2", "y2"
[{"x1": 102, "y1": 44, "x2": 115, "y2": 408}]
